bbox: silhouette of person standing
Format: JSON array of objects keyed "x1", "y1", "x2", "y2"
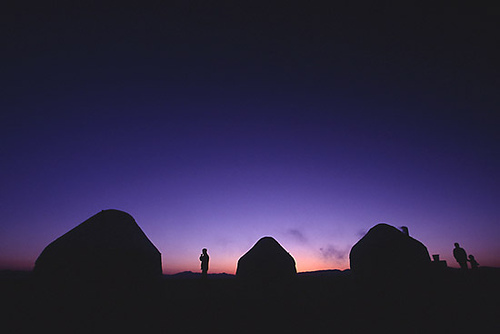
[
  {"x1": 468, "y1": 255, "x2": 479, "y2": 270},
  {"x1": 200, "y1": 248, "x2": 209, "y2": 279},
  {"x1": 453, "y1": 243, "x2": 468, "y2": 270}
]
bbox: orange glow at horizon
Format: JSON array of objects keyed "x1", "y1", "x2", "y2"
[{"x1": 160, "y1": 250, "x2": 351, "y2": 275}]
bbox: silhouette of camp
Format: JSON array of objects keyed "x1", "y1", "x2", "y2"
[
  {"x1": 236, "y1": 236, "x2": 296, "y2": 280},
  {"x1": 34, "y1": 209, "x2": 162, "y2": 280},
  {"x1": 349, "y1": 223, "x2": 431, "y2": 277},
  {"x1": 4, "y1": 217, "x2": 499, "y2": 334}
]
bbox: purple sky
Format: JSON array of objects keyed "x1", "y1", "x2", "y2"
[{"x1": 1, "y1": 2, "x2": 499, "y2": 274}]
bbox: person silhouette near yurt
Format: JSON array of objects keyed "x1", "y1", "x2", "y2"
[
  {"x1": 453, "y1": 243, "x2": 468, "y2": 270},
  {"x1": 200, "y1": 248, "x2": 209, "y2": 279},
  {"x1": 468, "y1": 255, "x2": 479, "y2": 270}
]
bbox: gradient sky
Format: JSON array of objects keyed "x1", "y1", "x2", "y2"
[{"x1": 1, "y1": 2, "x2": 499, "y2": 274}]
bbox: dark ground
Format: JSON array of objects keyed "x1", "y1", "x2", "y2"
[{"x1": 2, "y1": 268, "x2": 499, "y2": 333}]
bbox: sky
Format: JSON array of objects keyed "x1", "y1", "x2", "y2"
[{"x1": 1, "y1": 2, "x2": 499, "y2": 274}]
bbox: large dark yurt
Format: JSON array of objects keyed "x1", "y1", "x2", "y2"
[
  {"x1": 34, "y1": 209, "x2": 162, "y2": 280},
  {"x1": 349, "y1": 223, "x2": 431, "y2": 277},
  {"x1": 236, "y1": 236, "x2": 297, "y2": 280}
]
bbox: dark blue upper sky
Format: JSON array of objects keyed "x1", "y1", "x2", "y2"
[{"x1": 1, "y1": 2, "x2": 498, "y2": 273}]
